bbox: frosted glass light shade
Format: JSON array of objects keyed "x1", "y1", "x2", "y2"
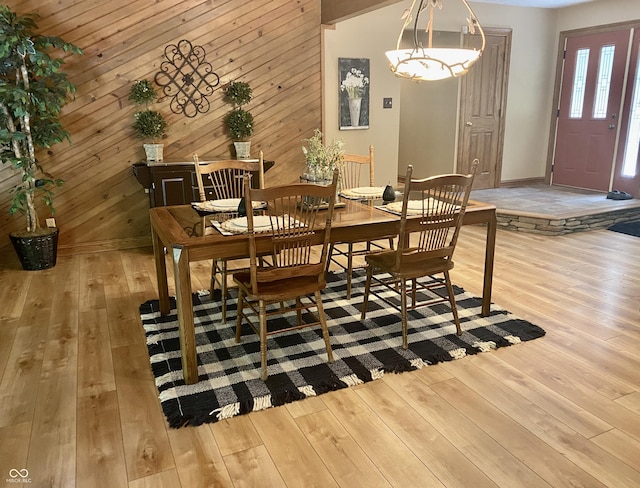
[
  {"x1": 387, "y1": 0, "x2": 485, "y2": 82},
  {"x1": 386, "y1": 47, "x2": 482, "y2": 82}
]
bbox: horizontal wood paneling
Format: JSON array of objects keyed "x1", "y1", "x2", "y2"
[{"x1": 0, "y1": 0, "x2": 322, "y2": 252}]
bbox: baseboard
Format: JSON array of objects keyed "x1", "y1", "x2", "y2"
[
  {"x1": 57, "y1": 236, "x2": 152, "y2": 256},
  {"x1": 498, "y1": 177, "x2": 546, "y2": 187},
  {"x1": 397, "y1": 175, "x2": 546, "y2": 188}
]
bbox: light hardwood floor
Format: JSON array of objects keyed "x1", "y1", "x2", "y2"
[{"x1": 0, "y1": 224, "x2": 639, "y2": 487}]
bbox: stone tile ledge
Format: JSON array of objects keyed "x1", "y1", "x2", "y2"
[{"x1": 496, "y1": 207, "x2": 640, "y2": 235}]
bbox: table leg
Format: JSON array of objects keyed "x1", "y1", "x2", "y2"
[
  {"x1": 482, "y1": 210, "x2": 497, "y2": 316},
  {"x1": 152, "y1": 226, "x2": 170, "y2": 316},
  {"x1": 172, "y1": 245, "x2": 198, "y2": 384}
]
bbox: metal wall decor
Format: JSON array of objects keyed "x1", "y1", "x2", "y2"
[{"x1": 155, "y1": 39, "x2": 220, "y2": 118}]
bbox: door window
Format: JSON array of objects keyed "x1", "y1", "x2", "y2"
[
  {"x1": 593, "y1": 45, "x2": 616, "y2": 118},
  {"x1": 622, "y1": 54, "x2": 640, "y2": 177},
  {"x1": 569, "y1": 48, "x2": 589, "y2": 118}
]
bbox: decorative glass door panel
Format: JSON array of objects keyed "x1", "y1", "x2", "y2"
[
  {"x1": 553, "y1": 30, "x2": 630, "y2": 191},
  {"x1": 612, "y1": 28, "x2": 640, "y2": 194}
]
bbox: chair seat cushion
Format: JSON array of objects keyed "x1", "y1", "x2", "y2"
[
  {"x1": 365, "y1": 249, "x2": 454, "y2": 279},
  {"x1": 233, "y1": 271, "x2": 326, "y2": 301}
]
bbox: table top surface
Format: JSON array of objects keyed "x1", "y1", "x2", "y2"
[{"x1": 150, "y1": 197, "x2": 495, "y2": 249}]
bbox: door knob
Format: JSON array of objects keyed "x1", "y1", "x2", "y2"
[{"x1": 466, "y1": 121, "x2": 473, "y2": 126}]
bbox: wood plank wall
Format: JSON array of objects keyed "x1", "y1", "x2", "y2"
[{"x1": 0, "y1": 0, "x2": 322, "y2": 254}]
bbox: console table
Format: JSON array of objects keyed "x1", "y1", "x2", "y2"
[{"x1": 132, "y1": 158, "x2": 275, "y2": 207}]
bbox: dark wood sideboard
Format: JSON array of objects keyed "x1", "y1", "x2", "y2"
[{"x1": 132, "y1": 158, "x2": 275, "y2": 207}]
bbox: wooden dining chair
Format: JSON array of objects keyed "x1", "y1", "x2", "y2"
[
  {"x1": 193, "y1": 152, "x2": 265, "y2": 322},
  {"x1": 326, "y1": 145, "x2": 394, "y2": 299},
  {"x1": 233, "y1": 169, "x2": 339, "y2": 380},
  {"x1": 361, "y1": 160, "x2": 478, "y2": 348}
]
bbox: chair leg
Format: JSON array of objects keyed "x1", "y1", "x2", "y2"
[
  {"x1": 388, "y1": 237, "x2": 394, "y2": 250},
  {"x1": 221, "y1": 260, "x2": 228, "y2": 322},
  {"x1": 361, "y1": 265, "x2": 372, "y2": 320},
  {"x1": 401, "y1": 279, "x2": 409, "y2": 349},
  {"x1": 326, "y1": 243, "x2": 335, "y2": 272},
  {"x1": 444, "y1": 271, "x2": 462, "y2": 336},
  {"x1": 315, "y1": 291, "x2": 334, "y2": 363},
  {"x1": 346, "y1": 243, "x2": 354, "y2": 299},
  {"x1": 235, "y1": 288, "x2": 245, "y2": 343},
  {"x1": 210, "y1": 259, "x2": 218, "y2": 295},
  {"x1": 259, "y1": 300, "x2": 268, "y2": 381},
  {"x1": 296, "y1": 297, "x2": 303, "y2": 326}
]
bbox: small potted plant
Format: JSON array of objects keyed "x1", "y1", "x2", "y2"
[
  {"x1": 129, "y1": 79, "x2": 167, "y2": 163},
  {"x1": 0, "y1": 6, "x2": 82, "y2": 270},
  {"x1": 223, "y1": 80, "x2": 254, "y2": 159},
  {"x1": 302, "y1": 129, "x2": 344, "y2": 183}
]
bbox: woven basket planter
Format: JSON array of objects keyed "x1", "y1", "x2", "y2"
[{"x1": 9, "y1": 227, "x2": 59, "y2": 271}]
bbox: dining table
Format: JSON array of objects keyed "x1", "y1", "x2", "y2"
[{"x1": 149, "y1": 196, "x2": 497, "y2": 384}]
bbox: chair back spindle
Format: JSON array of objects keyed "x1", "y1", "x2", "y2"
[
  {"x1": 338, "y1": 145, "x2": 374, "y2": 190},
  {"x1": 394, "y1": 160, "x2": 479, "y2": 271},
  {"x1": 243, "y1": 169, "x2": 339, "y2": 293},
  {"x1": 192, "y1": 151, "x2": 265, "y2": 202}
]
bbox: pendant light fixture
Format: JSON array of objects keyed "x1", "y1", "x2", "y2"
[{"x1": 386, "y1": 0, "x2": 485, "y2": 82}]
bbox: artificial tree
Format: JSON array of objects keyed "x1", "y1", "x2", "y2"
[{"x1": 0, "y1": 6, "x2": 82, "y2": 268}]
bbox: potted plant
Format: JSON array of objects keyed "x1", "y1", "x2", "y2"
[
  {"x1": 0, "y1": 6, "x2": 82, "y2": 270},
  {"x1": 302, "y1": 129, "x2": 344, "y2": 183},
  {"x1": 223, "y1": 80, "x2": 254, "y2": 159},
  {"x1": 129, "y1": 79, "x2": 167, "y2": 163}
]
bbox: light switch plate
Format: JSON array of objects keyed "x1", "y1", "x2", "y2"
[{"x1": 383, "y1": 97, "x2": 392, "y2": 109}]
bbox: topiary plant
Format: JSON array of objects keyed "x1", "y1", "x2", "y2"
[
  {"x1": 133, "y1": 109, "x2": 167, "y2": 140},
  {"x1": 129, "y1": 79, "x2": 167, "y2": 142},
  {"x1": 225, "y1": 108, "x2": 254, "y2": 141},
  {"x1": 223, "y1": 81, "x2": 254, "y2": 141}
]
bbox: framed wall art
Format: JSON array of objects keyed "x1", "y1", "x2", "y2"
[{"x1": 339, "y1": 57, "x2": 370, "y2": 130}]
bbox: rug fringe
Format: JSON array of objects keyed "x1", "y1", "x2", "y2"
[
  {"x1": 340, "y1": 374, "x2": 364, "y2": 387},
  {"x1": 370, "y1": 368, "x2": 384, "y2": 380},
  {"x1": 473, "y1": 340, "x2": 497, "y2": 352},
  {"x1": 449, "y1": 348, "x2": 467, "y2": 359},
  {"x1": 210, "y1": 402, "x2": 240, "y2": 420},
  {"x1": 410, "y1": 358, "x2": 425, "y2": 369},
  {"x1": 252, "y1": 395, "x2": 273, "y2": 412},
  {"x1": 298, "y1": 385, "x2": 316, "y2": 397}
]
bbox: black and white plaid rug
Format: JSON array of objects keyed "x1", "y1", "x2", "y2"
[{"x1": 140, "y1": 272, "x2": 545, "y2": 428}]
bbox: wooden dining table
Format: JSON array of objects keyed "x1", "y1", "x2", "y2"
[{"x1": 149, "y1": 198, "x2": 497, "y2": 384}]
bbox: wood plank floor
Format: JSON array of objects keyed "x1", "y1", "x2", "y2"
[{"x1": 0, "y1": 224, "x2": 639, "y2": 487}]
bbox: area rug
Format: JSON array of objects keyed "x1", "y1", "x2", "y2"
[
  {"x1": 608, "y1": 220, "x2": 640, "y2": 237},
  {"x1": 140, "y1": 272, "x2": 545, "y2": 428}
]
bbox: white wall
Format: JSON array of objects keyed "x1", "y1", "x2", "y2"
[
  {"x1": 323, "y1": 6, "x2": 402, "y2": 186},
  {"x1": 556, "y1": 0, "x2": 640, "y2": 32}
]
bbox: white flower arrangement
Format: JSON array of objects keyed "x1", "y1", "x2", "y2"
[
  {"x1": 302, "y1": 129, "x2": 344, "y2": 181},
  {"x1": 341, "y1": 68, "x2": 369, "y2": 99}
]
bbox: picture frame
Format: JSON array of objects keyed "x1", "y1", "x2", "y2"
[{"x1": 339, "y1": 58, "x2": 370, "y2": 130}]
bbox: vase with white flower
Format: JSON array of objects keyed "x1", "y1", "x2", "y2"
[{"x1": 340, "y1": 68, "x2": 369, "y2": 127}]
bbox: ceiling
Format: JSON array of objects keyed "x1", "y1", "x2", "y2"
[{"x1": 471, "y1": 0, "x2": 599, "y2": 7}]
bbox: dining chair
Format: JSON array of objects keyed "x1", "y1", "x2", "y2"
[
  {"x1": 193, "y1": 152, "x2": 265, "y2": 322},
  {"x1": 233, "y1": 169, "x2": 339, "y2": 380},
  {"x1": 361, "y1": 160, "x2": 478, "y2": 348},
  {"x1": 326, "y1": 145, "x2": 394, "y2": 299}
]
